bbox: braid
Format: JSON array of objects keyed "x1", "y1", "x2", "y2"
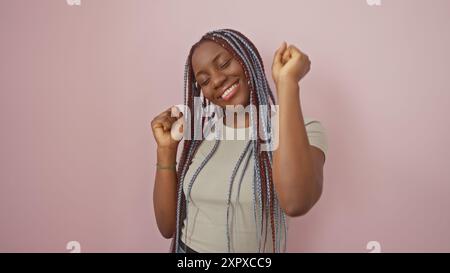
[{"x1": 170, "y1": 29, "x2": 286, "y2": 253}]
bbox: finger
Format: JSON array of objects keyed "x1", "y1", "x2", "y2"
[
  {"x1": 170, "y1": 117, "x2": 184, "y2": 141},
  {"x1": 155, "y1": 116, "x2": 172, "y2": 131},
  {"x1": 161, "y1": 106, "x2": 182, "y2": 121},
  {"x1": 151, "y1": 115, "x2": 165, "y2": 128},
  {"x1": 171, "y1": 106, "x2": 183, "y2": 119},
  {"x1": 288, "y1": 45, "x2": 303, "y2": 57},
  {"x1": 151, "y1": 121, "x2": 164, "y2": 132},
  {"x1": 272, "y1": 41, "x2": 287, "y2": 68},
  {"x1": 282, "y1": 47, "x2": 291, "y2": 64},
  {"x1": 153, "y1": 119, "x2": 166, "y2": 131},
  {"x1": 160, "y1": 105, "x2": 176, "y2": 117},
  {"x1": 151, "y1": 121, "x2": 166, "y2": 138},
  {"x1": 162, "y1": 119, "x2": 172, "y2": 131},
  {"x1": 163, "y1": 113, "x2": 178, "y2": 124},
  {"x1": 175, "y1": 115, "x2": 185, "y2": 133}
]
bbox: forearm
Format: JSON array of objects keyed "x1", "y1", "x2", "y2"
[
  {"x1": 273, "y1": 80, "x2": 317, "y2": 216},
  {"x1": 153, "y1": 147, "x2": 178, "y2": 238}
]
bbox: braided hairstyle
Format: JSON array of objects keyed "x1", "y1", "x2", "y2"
[{"x1": 170, "y1": 29, "x2": 287, "y2": 253}]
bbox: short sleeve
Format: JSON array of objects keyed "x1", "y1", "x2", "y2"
[{"x1": 304, "y1": 117, "x2": 328, "y2": 160}]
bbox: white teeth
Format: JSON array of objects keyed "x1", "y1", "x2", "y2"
[{"x1": 221, "y1": 83, "x2": 238, "y2": 99}]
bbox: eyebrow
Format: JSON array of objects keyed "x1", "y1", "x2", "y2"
[{"x1": 194, "y1": 52, "x2": 224, "y2": 78}]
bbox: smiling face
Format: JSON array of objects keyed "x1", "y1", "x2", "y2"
[{"x1": 191, "y1": 41, "x2": 250, "y2": 108}]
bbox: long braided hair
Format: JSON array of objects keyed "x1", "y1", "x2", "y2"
[{"x1": 170, "y1": 29, "x2": 287, "y2": 253}]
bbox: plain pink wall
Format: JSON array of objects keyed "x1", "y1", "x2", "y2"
[{"x1": 1, "y1": 0, "x2": 450, "y2": 252}]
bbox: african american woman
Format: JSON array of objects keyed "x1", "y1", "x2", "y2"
[{"x1": 151, "y1": 29, "x2": 328, "y2": 253}]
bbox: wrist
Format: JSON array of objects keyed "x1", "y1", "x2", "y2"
[
  {"x1": 276, "y1": 79, "x2": 300, "y2": 99},
  {"x1": 276, "y1": 77, "x2": 299, "y2": 89},
  {"x1": 157, "y1": 146, "x2": 178, "y2": 164},
  {"x1": 156, "y1": 161, "x2": 177, "y2": 171}
]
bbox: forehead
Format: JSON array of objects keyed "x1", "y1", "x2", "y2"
[{"x1": 191, "y1": 41, "x2": 230, "y2": 72}]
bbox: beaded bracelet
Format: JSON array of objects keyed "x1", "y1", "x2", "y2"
[{"x1": 156, "y1": 162, "x2": 177, "y2": 171}]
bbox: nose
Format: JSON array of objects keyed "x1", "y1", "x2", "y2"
[{"x1": 211, "y1": 71, "x2": 227, "y2": 90}]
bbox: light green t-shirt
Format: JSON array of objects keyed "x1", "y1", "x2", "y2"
[{"x1": 180, "y1": 117, "x2": 328, "y2": 253}]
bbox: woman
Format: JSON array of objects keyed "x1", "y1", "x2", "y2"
[{"x1": 151, "y1": 29, "x2": 328, "y2": 253}]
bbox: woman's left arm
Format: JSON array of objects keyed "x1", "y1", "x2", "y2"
[{"x1": 271, "y1": 42, "x2": 326, "y2": 217}]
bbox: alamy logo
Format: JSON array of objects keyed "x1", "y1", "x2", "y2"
[
  {"x1": 66, "y1": 241, "x2": 81, "y2": 253},
  {"x1": 66, "y1": 0, "x2": 81, "y2": 6},
  {"x1": 366, "y1": 241, "x2": 382, "y2": 253},
  {"x1": 366, "y1": 0, "x2": 381, "y2": 6},
  {"x1": 169, "y1": 101, "x2": 280, "y2": 152}
]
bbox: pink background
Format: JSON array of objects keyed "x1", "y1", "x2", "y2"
[{"x1": 1, "y1": 0, "x2": 449, "y2": 252}]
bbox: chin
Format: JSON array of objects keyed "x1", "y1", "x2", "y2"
[{"x1": 221, "y1": 90, "x2": 250, "y2": 108}]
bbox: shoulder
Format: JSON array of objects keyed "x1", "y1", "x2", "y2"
[
  {"x1": 304, "y1": 117, "x2": 325, "y2": 129},
  {"x1": 303, "y1": 117, "x2": 328, "y2": 158}
]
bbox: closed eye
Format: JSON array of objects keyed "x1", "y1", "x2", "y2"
[
  {"x1": 201, "y1": 79, "x2": 209, "y2": 86},
  {"x1": 199, "y1": 59, "x2": 231, "y2": 86},
  {"x1": 220, "y1": 59, "x2": 231, "y2": 69}
]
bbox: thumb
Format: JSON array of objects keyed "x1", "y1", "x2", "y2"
[
  {"x1": 152, "y1": 122, "x2": 165, "y2": 141},
  {"x1": 171, "y1": 106, "x2": 182, "y2": 118},
  {"x1": 272, "y1": 41, "x2": 286, "y2": 70},
  {"x1": 170, "y1": 116, "x2": 185, "y2": 141}
]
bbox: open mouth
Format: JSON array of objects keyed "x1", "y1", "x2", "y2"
[{"x1": 217, "y1": 80, "x2": 240, "y2": 101}]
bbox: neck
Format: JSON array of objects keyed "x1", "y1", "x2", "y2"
[{"x1": 223, "y1": 112, "x2": 250, "y2": 129}]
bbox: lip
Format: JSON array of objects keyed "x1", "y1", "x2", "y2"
[{"x1": 217, "y1": 80, "x2": 240, "y2": 101}]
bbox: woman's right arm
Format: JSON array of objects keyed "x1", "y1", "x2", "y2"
[{"x1": 151, "y1": 106, "x2": 184, "y2": 239}]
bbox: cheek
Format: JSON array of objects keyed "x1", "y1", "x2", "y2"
[
  {"x1": 201, "y1": 89, "x2": 215, "y2": 101},
  {"x1": 231, "y1": 62, "x2": 245, "y2": 75}
]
